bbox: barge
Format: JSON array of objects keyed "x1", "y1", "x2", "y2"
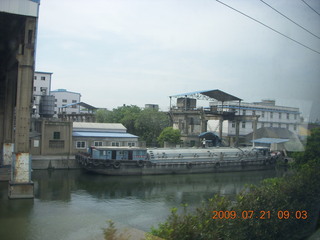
[{"x1": 76, "y1": 146, "x2": 277, "y2": 176}]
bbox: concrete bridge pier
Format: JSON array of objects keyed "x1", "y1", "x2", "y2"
[
  {"x1": 7, "y1": 17, "x2": 37, "y2": 199},
  {"x1": 0, "y1": 143, "x2": 13, "y2": 181},
  {"x1": 9, "y1": 153, "x2": 33, "y2": 199}
]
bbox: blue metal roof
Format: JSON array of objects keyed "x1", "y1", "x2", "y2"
[
  {"x1": 73, "y1": 132, "x2": 138, "y2": 138},
  {"x1": 251, "y1": 138, "x2": 289, "y2": 144},
  {"x1": 170, "y1": 89, "x2": 242, "y2": 102}
]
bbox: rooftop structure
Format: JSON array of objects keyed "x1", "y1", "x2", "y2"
[{"x1": 169, "y1": 89, "x2": 253, "y2": 147}]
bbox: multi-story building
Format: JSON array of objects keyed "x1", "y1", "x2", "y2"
[
  {"x1": 50, "y1": 89, "x2": 81, "y2": 116},
  {"x1": 33, "y1": 71, "x2": 53, "y2": 117},
  {"x1": 209, "y1": 99, "x2": 301, "y2": 136}
]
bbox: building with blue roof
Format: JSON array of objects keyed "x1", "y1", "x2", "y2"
[
  {"x1": 72, "y1": 122, "x2": 140, "y2": 150},
  {"x1": 50, "y1": 89, "x2": 81, "y2": 116}
]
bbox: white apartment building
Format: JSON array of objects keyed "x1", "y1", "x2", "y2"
[
  {"x1": 209, "y1": 99, "x2": 301, "y2": 136},
  {"x1": 33, "y1": 71, "x2": 53, "y2": 117},
  {"x1": 50, "y1": 89, "x2": 81, "y2": 116}
]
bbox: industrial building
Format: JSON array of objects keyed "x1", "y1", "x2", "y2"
[
  {"x1": 73, "y1": 122, "x2": 140, "y2": 150},
  {"x1": 32, "y1": 71, "x2": 53, "y2": 117},
  {"x1": 169, "y1": 90, "x2": 302, "y2": 148},
  {"x1": 50, "y1": 88, "x2": 81, "y2": 116},
  {"x1": 209, "y1": 99, "x2": 301, "y2": 137}
]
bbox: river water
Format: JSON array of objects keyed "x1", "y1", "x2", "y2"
[{"x1": 0, "y1": 169, "x2": 284, "y2": 240}]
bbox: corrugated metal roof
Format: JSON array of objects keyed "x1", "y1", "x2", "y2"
[
  {"x1": 73, "y1": 122, "x2": 126, "y2": 132},
  {"x1": 170, "y1": 89, "x2": 242, "y2": 102},
  {"x1": 61, "y1": 102, "x2": 97, "y2": 110},
  {"x1": 73, "y1": 131, "x2": 138, "y2": 138}
]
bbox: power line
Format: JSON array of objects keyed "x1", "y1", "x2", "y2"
[
  {"x1": 301, "y1": 0, "x2": 320, "y2": 17},
  {"x1": 215, "y1": 0, "x2": 320, "y2": 55},
  {"x1": 260, "y1": 0, "x2": 320, "y2": 40}
]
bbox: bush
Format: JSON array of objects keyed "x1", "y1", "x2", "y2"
[{"x1": 151, "y1": 128, "x2": 320, "y2": 240}]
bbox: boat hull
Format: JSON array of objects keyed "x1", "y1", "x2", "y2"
[{"x1": 81, "y1": 159, "x2": 276, "y2": 176}]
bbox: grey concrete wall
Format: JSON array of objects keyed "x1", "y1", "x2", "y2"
[{"x1": 32, "y1": 156, "x2": 80, "y2": 170}]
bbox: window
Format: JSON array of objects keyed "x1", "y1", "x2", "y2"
[
  {"x1": 262, "y1": 111, "x2": 265, "y2": 118},
  {"x1": 53, "y1": 132, "x2": 60, "y2": 139},
  {"x1": 41, "y1": 76, "x2": 46, "y2": 80},
  {"x1": 112, "y1": 142, "x2": 120, "y2": 147},
  {"x1": 279, "y1": 113, "x2": 282, "y2": 119},
  {"x1": 128, "y1": 142, "x2": 136, "y2": 147},
  {"x1": 270, "y1": 112, "x2": 273, "y2": 119},
  {"x1": 72, "y1": 100, "x2": 77, "y2": 103},
  {"x1": 287, "y1": 113, "x2": 290, "y2": 119},
  {"x1": 33, "y1": 87, "x2": 36, "y2": 91},
  {"x1": 242, "y1": 122, "x2": 246, "y2": 128},
  {"x1": 34, "y1": 76, "x2": 37, "y2": 80},
  {"x1": 49, "y1": 140, "x2": 64, "y2": 148},
  {"x1": 278, "y1": 123, "x2": 281, "y2": 127},
  {"x1": 243, "y1": 110, "x2": 246, "y2": 115},
  {"x1": 270, "y1": 123, "x2": 273, "y2": 127},
  {"x1": 252, "y1": 110, "x2": 256, "y2": 115},
  {"x1": 231, "y1": 121, "x2": 235, "y2": 128},
  {"x1": 40, "y1": 87, "x2": 47, "y2": 94},
  {"x1": 94, "y1": 141, "x2": 103, "y2": 146},
  {"x1": 62, "y1": 99, "x2": 67, "y2": 103},
  {"x1": 76, "y1": 141, "x2": 86, "y2": 149},
  {"x1": 294, "y1": 124, "x2": 297, "y2": 131},
  {"x1": 294, "y1": 114, "x2": 297, "y2": 120}
]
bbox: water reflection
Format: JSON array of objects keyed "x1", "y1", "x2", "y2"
[
  {"x1": 33, "y1": 169, "x2": 280, "y2": 203},
  {"x1": 0, "y1": 169, "x2": 283, "y2": 240}
]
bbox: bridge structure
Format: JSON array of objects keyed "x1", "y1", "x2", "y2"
[{"x1": 0, "y1": 0, "x2": 40, "y2": 198}]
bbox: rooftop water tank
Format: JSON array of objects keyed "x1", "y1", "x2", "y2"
[{"x1": 39, "y1": 95, "x2": 55, "y2": 118}]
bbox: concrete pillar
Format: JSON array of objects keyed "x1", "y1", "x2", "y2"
[
  {"x1": 235, "y1": 121, "x2": 240, "y2": 147},
  {"x1": 219, "y1": 118, "x2": 223, "y2": 140},
  {"x1": 8, "y1": 153, "x2": 33, "y2": 199},
  {"x1": 252, "y1": 118, "x2": 258, "y2": 147},
  {"x1": 9, "y1": 17, "x2": 36, "y2": 199},
  {"x1": 0, "y1": 144, "x2": 13, "y2": 181},
  {"x1": 201, "y1": 119, "x2": 208, "y2": 133},
  {"x1": 1, "y1": 69, "x2": 16, "y2": 167},
  {"x1": 3, "y1": 143, "x2": 14, "y2": 166}
]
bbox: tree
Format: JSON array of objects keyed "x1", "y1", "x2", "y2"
[
  {"x1": 95, "y1": 106, "x2": 170, "y2": 146},
  {"x1": 135, "y1": 109, "x2": 170, "y2": 146},
  {"x1": 157, "y1": 127, "x2": 181, "y2": 147},
  {"x1": 96, "y1": 105, "x2": 141, "y2": 134},
  {"x1": 95, "y1": 109, "x2": 110, "y2": 123}
]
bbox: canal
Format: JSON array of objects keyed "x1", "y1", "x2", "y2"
[{"x1": 0, "y1": 169, "x2": 283, "y2": 240}]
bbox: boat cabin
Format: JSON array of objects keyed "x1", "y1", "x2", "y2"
[{"x1": 88, "y1": 146, "x2": 147, "y2": 161}]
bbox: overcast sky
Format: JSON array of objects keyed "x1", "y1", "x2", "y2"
[{"x1": 35, "y1": 0, "x2": 320, "y2": 121}]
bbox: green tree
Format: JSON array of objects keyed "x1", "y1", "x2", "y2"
[
  {"x1": 95, "y1": 106, "x2": 170, "y2": 146},
  {"x1": 294, "y1": 127, "x2": 320, "y2": 167},
  {"x1": 135, "y1": 109, "x2": 170, "y2": 146},
  {"x1": 96, "y1": 105, "x2": 141, "y2": 134},
  {"x1": 157, "y1": 127, "x2": 181, "y2": 147},
  {"x1": 95, "y1": 109, "x2": 110, "y2": 123}
]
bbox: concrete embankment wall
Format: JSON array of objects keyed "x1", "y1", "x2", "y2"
[{"x1": 32, "y1": 156, "x2": 81, "y2": 170}]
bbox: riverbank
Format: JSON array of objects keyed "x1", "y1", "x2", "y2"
[{"x1": 32, "y1": 155, "x2": 80, "y2": 169}]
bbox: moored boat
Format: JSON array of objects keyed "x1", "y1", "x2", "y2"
[{"x1": 76, "y1": 146, "x2": 277, "y2": 176}]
